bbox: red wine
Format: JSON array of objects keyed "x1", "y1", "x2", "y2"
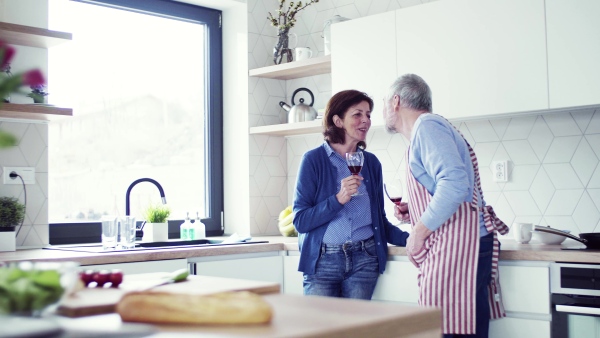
[
  {"x1": 348, "y1": 165, "x2": 362, "y2": 175},
  {"x1": 390, "y1": 197, "x2": 402, "y2": 204}
]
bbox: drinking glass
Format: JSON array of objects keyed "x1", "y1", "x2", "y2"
[
  {"x1": 384, "y1": 180, "x2": 409, "y2": 224},
  {"x1": 345, "y1": 152, "x2": 364, "y2": 196}
]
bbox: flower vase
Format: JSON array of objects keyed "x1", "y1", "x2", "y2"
[
  {"x1": 273, "y1": 29, "x2": 294, "y2": 65},
  {"x1": 29, "y1": 93, "x2": 46, "y2": 104}
]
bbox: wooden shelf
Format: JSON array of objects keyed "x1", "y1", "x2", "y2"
[
  {"x1": 249, "y1": 55, "x2": 331, "y2": 80},
  {"x1": 0, "y1": 103, "x2": 73, "y2": 121},
  {"x1": 0, "y1": 21, "x2": 72, "y2": 48},
  {"x1": 250, "y1": 120, "x2": 323, "y2": 136}
]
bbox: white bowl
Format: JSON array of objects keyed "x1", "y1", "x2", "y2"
[{"x1": 531, "y1": 229, "x2": 571, "y2": 245}]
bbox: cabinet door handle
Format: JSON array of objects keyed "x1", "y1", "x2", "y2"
[{"x1": 556, "y1": 305, "x2": 600, "y2": 316}]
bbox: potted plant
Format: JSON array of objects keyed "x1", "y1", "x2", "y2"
[
  {"x1": 0, "y1": 196, "x2": 25, "y2": 251},
  {"x1": 141, "y1": 203, "x2": 170, "y2": 242}
]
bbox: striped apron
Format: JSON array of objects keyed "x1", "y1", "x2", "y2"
[{"x1": 405, "y1": 126, "x2": 509, "y2": 334}]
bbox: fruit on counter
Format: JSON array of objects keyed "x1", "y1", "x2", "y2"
[
  {"x1": 108, "y1": 269, "x2": 123, "y2": 288},
  {"x1": 79, "y1": 269, "x2": 123, "y2": 288},
  {"x1": 278, "y1": 205, "x2": 297, "y2": 237}
]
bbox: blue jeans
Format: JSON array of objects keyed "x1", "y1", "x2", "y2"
[
  {"x1": 444, "y1": 232, "x2": 494, "y2": 338},
  {"x1": 303, "y1": 237, "x2": 379, "y2": 300}
]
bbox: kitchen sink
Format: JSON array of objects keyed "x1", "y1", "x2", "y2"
[{"x1": 43, "y1": 239, "x2": 269, "y2": 254}]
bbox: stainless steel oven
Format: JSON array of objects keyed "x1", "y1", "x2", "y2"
[{"x1": 550, "y1": 262, "x2": 600, "y2": 338}]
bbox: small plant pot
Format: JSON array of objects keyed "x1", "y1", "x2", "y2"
[
  {"x1": 141, "y1": 222, "x2": 168, "y2": 242},
  {"x1": 0, "y1": 226, "x2": 16, "y2": 252}
]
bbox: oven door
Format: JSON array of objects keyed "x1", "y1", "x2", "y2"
[
  {"x1": 551, "y1": 294, "x2": 600, "y2": 337},
  {"x1": 550, "y1": 263, "x2": 600, "y2": 338}
]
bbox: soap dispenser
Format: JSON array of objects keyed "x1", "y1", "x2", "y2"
[
  {"x1": 180, "y1": 212, "x2": 193, "y2": 240},
  {"x1": 193, "y1": 212, "x2": 206, "y2": 239}
]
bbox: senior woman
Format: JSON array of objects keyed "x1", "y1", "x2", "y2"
[{"x1": 292, "y1": 89, "x2": 409, "y2": 299}]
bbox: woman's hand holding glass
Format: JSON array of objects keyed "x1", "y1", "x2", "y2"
[{"x1": 345, "y1": 152, "x2": 364, "y2": 197}]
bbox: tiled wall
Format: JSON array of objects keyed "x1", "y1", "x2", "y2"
[
  {"x1": 0, "y1": 121, "x2": 49, "y2": 248},
  {"x1": 248, "y1": 0, "x2": 600, "y2": 239}
]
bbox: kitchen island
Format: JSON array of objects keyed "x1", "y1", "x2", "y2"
[{"x1": 54, "y1": 293, "x2": 441, "y2": 337}]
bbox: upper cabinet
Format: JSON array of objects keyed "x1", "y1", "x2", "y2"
[
  {"x1": 546, "y1": 0, "x2": 600, "y2": 109},
  {"x1": 0, "y1": 21, "x2": 73, "y2": 121},
  {"x1": 331, "y1": 11, "x2": 397, "y2": 128},
  {"x1": 332, "y1": 0, "x2": 554, "y2": 122},
  {"x1": 394, "y1": 0, "x2": 548, "y2": 120}
]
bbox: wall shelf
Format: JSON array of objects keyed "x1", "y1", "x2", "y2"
[
  {"x1": 249, "y1": 120, "x2": 323, "y2": 136},
  {"x1": 0, "y1": 103, "x2": 73, "y2": 121},
  {"x1": 0, "y1": 21, "x2": 72, "y2": 48},
  {"x1": 249, "y1": 55, "x2": 331, "y2": 80}
]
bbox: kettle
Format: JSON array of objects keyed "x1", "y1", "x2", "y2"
[{"x1": 279, "y1": 87, "x2": 318, "y2": 123}]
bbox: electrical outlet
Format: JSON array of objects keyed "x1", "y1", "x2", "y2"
[
  {"x1": 2, "y1": 167, "x2": 36, "y2": 185},
  {"x1": 492, "y1": 161, "x2": 508, "y2": 182}
]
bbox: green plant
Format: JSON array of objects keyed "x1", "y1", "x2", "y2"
[
  {"x1": 142, "y1": 204, "x2": 171, "y2": 223},
  {"x1": 0, "y1": 196, "x2": 25, "y2": 227}
]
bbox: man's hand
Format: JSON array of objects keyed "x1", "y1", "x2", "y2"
[
  {"x1": 407, "y1": 221, "x2": 433, "y2": 256},
  {"x1": 394, "y1": 202, "x2": 410, "y2": 223}
]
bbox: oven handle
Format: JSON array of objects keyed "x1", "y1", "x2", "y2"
[{"x1": 556, "y1": 305, "x2": 600, "y2": 316}]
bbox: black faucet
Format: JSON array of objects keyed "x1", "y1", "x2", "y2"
[{"x1": 125, "y1": 178, "x2": 167, "y2": 216}]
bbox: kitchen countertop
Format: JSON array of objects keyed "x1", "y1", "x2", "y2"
[
  {"x1": 1, "y1": 236, "x2": 598, "y2": 265},
  {"x1": 54, "y1": 293, "x2": 441, "y2": 338}
]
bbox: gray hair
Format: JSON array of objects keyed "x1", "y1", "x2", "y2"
[{"x1": 387, "y1": 74, "x2": 432, "y2": 112}]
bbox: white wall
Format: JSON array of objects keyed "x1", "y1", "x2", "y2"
[
  {"x1": 248, "y1": 0, "x2": 600, "y2": 238},
  {"x1": 0, "y1": 0, "x2": 50, "y2": 249}
]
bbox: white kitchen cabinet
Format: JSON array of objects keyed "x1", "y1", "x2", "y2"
[
  {"x1": 283, "y1": 253, "x2": 303, "y2": 295},
  {"x1": 490, "y1": 261, "x2": 551, "y2": 338},
  {"x1": 394, "y1": 0, "x2": 548, "y2": 120},
  {"x1": 546, "y1": 0, "x2": 600, "y2": 109},
  {"x1": 372, "y1": 257, "x2": 420, "y2": 305},
  {"x1": 331, "y1": 11, "x2": 397, "y2": 128},
  {"x1": 498, "y1": 263, "x2": 551, "y2": 314},
  {"x1": 81, "y1": 259, "x2": 188, "y2": 275},
  {"x1": 188, "y1": 252, "x2": 283, "y2": 286},
  {"x1": 490, "y1": 317, "x2": 550, "y2": 338}
]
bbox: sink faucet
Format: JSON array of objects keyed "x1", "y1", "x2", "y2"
[{"x1": 126, "y1": 178, "x2": 167, "y2": 216}]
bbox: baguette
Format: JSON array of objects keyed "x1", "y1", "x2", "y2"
[{"x1": 116, "y1": 290, "x2": 273, "y2": 325}]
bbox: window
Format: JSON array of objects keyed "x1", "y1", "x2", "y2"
[{"x1": 48, "y1": 0, "x2": 223, "y2": 243}]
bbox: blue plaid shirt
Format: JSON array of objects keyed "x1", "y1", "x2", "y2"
[{"x1": 322, "y1": 142, "x2": 373, "y2": 244}]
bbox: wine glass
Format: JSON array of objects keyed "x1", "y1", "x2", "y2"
[
  {"x1": 345, "y1": 152, "x2": 364, "y2": 196},
  {"x1": 384, "y1": 180, "x2": 403, "y2": 206},
  {"x1": 384, "y1": 179, "x2": 409, "y2": 224}
]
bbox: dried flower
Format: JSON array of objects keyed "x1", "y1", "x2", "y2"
[{"x1": 267, "y1": 0, "x2": 319, "y2": 31}]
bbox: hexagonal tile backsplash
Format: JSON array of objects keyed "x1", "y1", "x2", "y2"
[{"x1": 248, "y1": 0, "x2": 600, "y2": 237}]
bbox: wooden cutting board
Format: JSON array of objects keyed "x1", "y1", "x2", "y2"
[{"x1": 57, "y1": 273, "x2": 280, "y2": 318}]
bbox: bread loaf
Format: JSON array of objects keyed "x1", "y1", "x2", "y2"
[{"x1": 116, "y1": 290, "x2": 273, "y2": 325}]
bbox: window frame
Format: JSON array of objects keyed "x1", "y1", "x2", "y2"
[{"x1": 50, "y1": 0, "x2": 224, "y2": 244}]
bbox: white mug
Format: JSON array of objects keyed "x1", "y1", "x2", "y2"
[
  {"x1": 295, "y1": 47, "x2": 313, "y2": 61},
  {"x1": 513, "y1": 222, "x2": 533, "y2": 244}
]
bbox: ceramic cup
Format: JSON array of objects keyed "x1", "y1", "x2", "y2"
[
  {"x1": 295, "y1": 47, "x2": 313, "y2": 61},
  {"x1": 101, "y1": 215, "x2": 118, "y2": 250},
  {"x1": 513, "y1": 222, "x2": 534, "y2": 244}
]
